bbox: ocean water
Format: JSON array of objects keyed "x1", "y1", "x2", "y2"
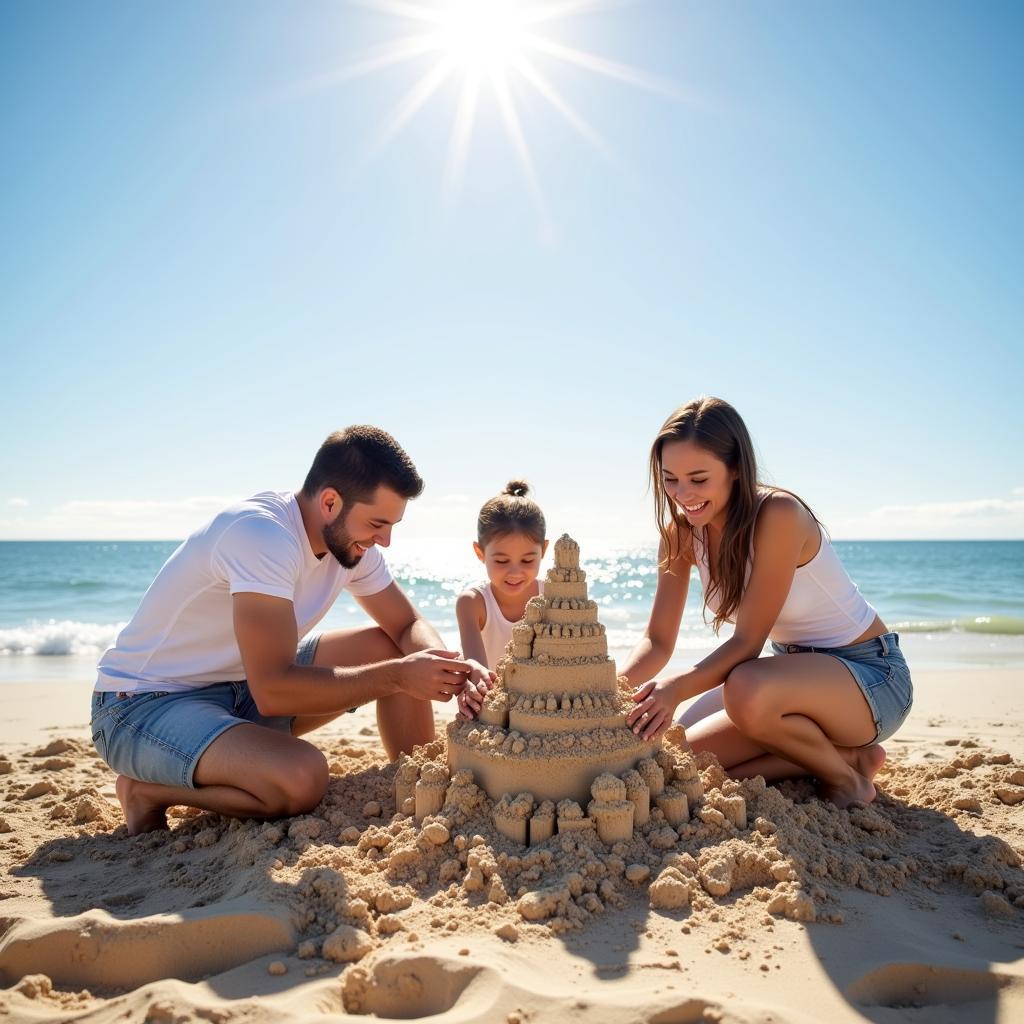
[{"x1": 1, "y1": 540, "x2": 1023, "y2": 682}]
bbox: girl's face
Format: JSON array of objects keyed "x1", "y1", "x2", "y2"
[
  {"x1": 474, "y1": 532, "x2": 548, "y2": 596},
  {"x1": 659, "y1": 439, "x2": 737, "y2": 530}
]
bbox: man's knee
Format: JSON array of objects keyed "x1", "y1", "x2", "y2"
[
  {"x1": 376, "y1": 691, "x2": 435, "y2": 761},
  {"x1": 723, "y1": 663, "x2": 773, "y2": 736},
  {"x1": 314, "y1": 626, "x2": 401, "y2": 668},
  {"x1": 357, "y1": 626, "x2": 402, "y2": 661},
  {"x1": 274, "y1": 746, "x2": 329, "y2": 816}
]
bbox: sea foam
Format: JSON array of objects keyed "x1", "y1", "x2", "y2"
[
  {"x1": 0, "y1": 620, "x2": 123, "y2": 656},
  {"x1": 891, "y1": 616, "x2": 1024, "y2": 636}
]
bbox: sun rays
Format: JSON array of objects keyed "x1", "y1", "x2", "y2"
[{"x1": 325, "y1": 0, "x2": 681, "y2": 214}]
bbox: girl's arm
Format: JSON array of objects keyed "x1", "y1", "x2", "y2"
[
  {"x1": 619, "y1": 535, "x2": 691, "y2": 686},
  {"x1": 629, "y1": 493, "x2": 808, "y2": 740},
  {"x1": 455, "y1": 589, "x2": 489, "y2": 717},
  {"x1": 455, "y1": 589, "x2": 488, "y2": 665}
]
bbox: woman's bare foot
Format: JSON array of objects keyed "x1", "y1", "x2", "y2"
[
  {"x1": 838, "y1": 743, "x2": 887, "y2": 783},
  {"x1": 115, "y1": 775, "x2": 170, "y2": 835},
  {"x1": 821, "y1": 744, "x2": 887, "y2": 808},
  {"x1": 818, "y1": 765, "x2": 877, "y2": 809}
]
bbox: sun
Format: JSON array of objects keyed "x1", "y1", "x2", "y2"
[
  {"x1": 320, "y1": 0, "x2": 681, "y2": 213},
  {"x1": 438, "y1": 0, "x2": 527, "y2": 74}
]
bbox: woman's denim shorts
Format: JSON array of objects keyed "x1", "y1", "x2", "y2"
[
  {"x1": 90, "y1": 633, "x2": 321, "y2": 789},
  {"x1": 770, "y1": 631, "x2": 913, "y2": 745}
]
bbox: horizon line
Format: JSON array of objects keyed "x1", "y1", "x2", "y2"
[{"x1": 2, "y1": 537, "x2": 1023, "y2": 545}]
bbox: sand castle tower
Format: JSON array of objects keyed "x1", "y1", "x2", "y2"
[{"x1": 445, "y1": 535, "x2": 664, "y2": 841}]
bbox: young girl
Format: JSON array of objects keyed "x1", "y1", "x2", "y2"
[
  {"x1": 456, "y1": 481, "x2": 548, "y2": 717},
  {"x1": 622, "y1": 397, "x2": 912, "y2": 808}
]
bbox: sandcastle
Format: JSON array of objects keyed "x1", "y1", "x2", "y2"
[{"x1": 418, "y1": 534, "x2": 702, "y2": 847}]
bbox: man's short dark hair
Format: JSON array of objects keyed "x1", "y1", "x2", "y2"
[{"x1": 301, "y1": 426, "x2": 424, "y2": 504}]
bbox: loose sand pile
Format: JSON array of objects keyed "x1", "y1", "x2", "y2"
[{"x1": 1, "y1": 723, "x2": 1022, "y2": 1023}]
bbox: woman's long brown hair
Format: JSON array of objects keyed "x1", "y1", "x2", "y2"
[{"x1": 649, "y1": 396, "x2": 822, "y2": 633}]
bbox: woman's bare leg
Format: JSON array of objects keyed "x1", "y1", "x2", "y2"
[
  {"x1": 680, "y1": 654, "x2": 883, "y2": 806},
  {"x1": 721, "y1": 653, "x2": 879, "y2": 806},
  {"x1": 727, "y1": 744, "x2": 887, "y2": 785}
]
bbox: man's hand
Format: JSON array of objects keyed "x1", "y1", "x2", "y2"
[
  {"x1": 456, "y1": 659, "x2": 496, "y2": 719},
  {"x1": 626, "y1": 677, "x2": 683, "y2": 741},
  {"x1": 397, "y1": 649, "x2": 474, "y2": 702}
]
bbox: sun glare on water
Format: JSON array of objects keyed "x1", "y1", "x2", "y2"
[{"x1": 325, "y1": 0, "x2": 680, "y2": 212}]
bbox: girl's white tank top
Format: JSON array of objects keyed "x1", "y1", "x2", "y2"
[{"x1": 475, "y1": 580, "x2": 544, "y2": 669}]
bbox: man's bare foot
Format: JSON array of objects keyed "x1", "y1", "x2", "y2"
[
  {"x1": 819, "y1": 766, "x2": 877, "y2": 809},
  {"x1": 115, "y1": 775, "x2": 170, "y2": 835},
  {"x1": 838, "y1": 743, "x2": 887, "y2": 782}
]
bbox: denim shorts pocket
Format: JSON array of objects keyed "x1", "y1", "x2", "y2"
[
  {"x1": 91, "y1": 722, "x2": 107, "y2": 761},
  {"x1": 106, "y1": 691, "x2": 170, "y2": 724},
  {"x1": 884, "y1": 654, "x2": 913, "y2": 720},
  {"x1": 897, "y1": 663, "x2": 914, "y2": 716},
  {"x1": 90, "y1": 693, "x2": 116, "y2": 737},
  {"x1": 880, "y1": 658, "x2": 896, "y2": 686},
  {"x1": 853, "y1": 657, "x2": 892, "y2": 692}
]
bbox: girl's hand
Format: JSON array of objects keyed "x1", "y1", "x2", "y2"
[
  {"x1": 465, "y1": 659, "x2": 496, "y2": 692},
  {"x1": 456, "y1": 660, "x2": 496, "y2": 719},
  {"x1": 627, "y1": 678, "x2": 681, "y2": 741},
  {"x1": 457, "y1": 684, "x2": 482, "y2": 719}
]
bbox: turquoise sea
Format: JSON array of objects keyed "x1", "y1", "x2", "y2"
[{"x1": 1, "y1": 540, "x2": 1022, "y2": 682}]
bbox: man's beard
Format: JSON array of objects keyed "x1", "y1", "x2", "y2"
[{"x1": 323, "y1": 510, "x2": 363, "y2": 569}]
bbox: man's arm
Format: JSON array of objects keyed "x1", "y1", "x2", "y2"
[
  {"x1": 355, "y1": 581, "x2": 444, "y2": 654},
  {"x1": 234, "y1": 591, "x2": 473, "y2": 717},
  {"x1": 358, "y1": 583, "x2": 494, "y2": 693}
]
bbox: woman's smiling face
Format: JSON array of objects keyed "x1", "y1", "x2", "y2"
[{"x1": 659, "y1": 438, "x2": 737, "y2": 529}]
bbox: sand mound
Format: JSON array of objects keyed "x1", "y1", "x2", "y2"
[{"x1": 0, "y1": 730, "x2": 1022, "y2": 1022}]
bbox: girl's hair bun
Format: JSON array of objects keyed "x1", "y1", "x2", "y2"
[
  {"x1": 478, "y1": 480, "x2": 545, "y2": 546},
  {"x1": 503, "y1": 479, "x2": 530, "y2": 498}
]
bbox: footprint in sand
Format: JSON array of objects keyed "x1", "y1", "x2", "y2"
[
  {"x1": 342, "y1": 955, "x2": 505, "y2": 1017},
  {"x1": 847, "y1": 962, "x2": 1024, "y2": 1016}
]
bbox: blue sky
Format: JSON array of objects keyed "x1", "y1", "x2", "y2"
[{"x1": 2, "y1": 0, "x2": 1022, "y2": 546}]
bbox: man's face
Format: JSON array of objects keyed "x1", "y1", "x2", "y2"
[{"x1": 323, "y1": 486, "x2": 407, "y2": 568}]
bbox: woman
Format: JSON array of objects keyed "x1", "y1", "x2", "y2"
[{"x1": 622, "y1": 396, "x2": 912, "y2": 807}]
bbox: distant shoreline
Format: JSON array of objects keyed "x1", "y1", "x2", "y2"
[{"x1": 2, "y1": 538, "x2": 1024, "y2": 544}]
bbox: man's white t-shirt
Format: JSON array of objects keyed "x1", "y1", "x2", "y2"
[{"x1": 95, "y1": 491, "x2": 393, "y2": 693}]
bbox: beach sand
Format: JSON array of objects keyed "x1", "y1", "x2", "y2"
[{"x1": 1, "y1": 665, "x2": 1022, "y2": 1023}]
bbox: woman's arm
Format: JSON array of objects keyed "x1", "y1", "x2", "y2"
[
  {"x1": 619, "y1": 534, "x2": 691, "y2": 686},
  {"x1": 628, "y1": 493, "x2": 810, "y2": 740}
]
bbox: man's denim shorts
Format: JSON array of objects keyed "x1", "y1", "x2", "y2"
[
  {"x1": 770, "y1": 631, "x2": 913, "y2": 745},
  {"x1": 90, "y1": 633, "x2": 322, "y2": 789}
]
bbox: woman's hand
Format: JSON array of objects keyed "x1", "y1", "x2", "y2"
[{"x1": 627, "y1": 677, "x2": 683, "y2": 741}]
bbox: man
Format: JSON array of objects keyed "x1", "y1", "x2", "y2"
[{"x1": 92, "y1": 426, "x2": 490, "y2": 834}]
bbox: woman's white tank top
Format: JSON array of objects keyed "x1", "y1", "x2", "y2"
[
  {"x1": 693, "y1": 494, "x2": 877, "y2": 648},
  {"x1": 476, "y1": 580, "x2": 544, "y2": 669}
]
